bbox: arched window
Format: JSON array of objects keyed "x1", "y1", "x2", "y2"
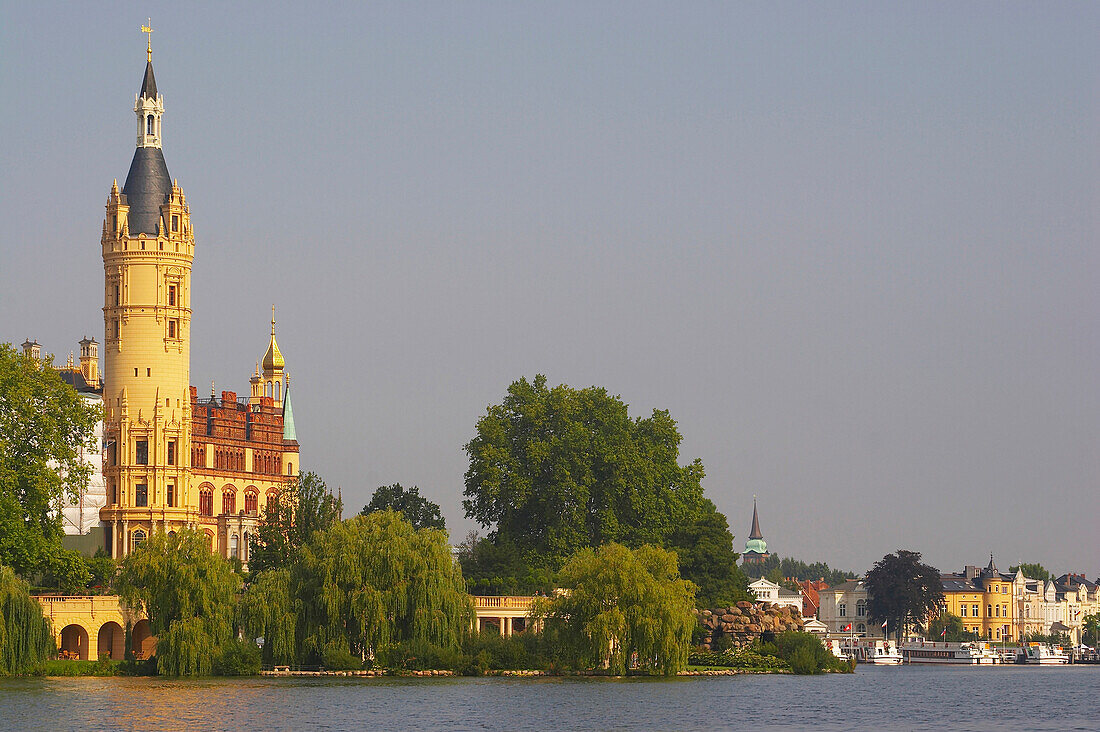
[
  {"x1": 132, "y1": 529, "x2": 147, "y2": 547},
  {"x1": 856, "y1": 624, "x2": 866, "y2": 634},
  {"x1": 245, "y1": 489, "x2": 258, "y2": 515},
  {"x1": 838, "y1": 603, "x2": 846, "y2": 618},
  {"x1": 266, "y1": 490, "x2": 279, "y2": 515},
  {"x1": 222, "y1": 488, "x2": 236, "y2": 515},
  {"x1": 204, "y1": 530, "x2": 214, "y2": 551},
  {"x1": 275, "y1": 382, "x2": 281, "y2": 402},
  {"x1": 200, "y1": 487, "x2": 213, "y2": 516},
  {"x1": 229, "y1": 534, "x2": 239, "y2": 560},
  {"x1": 242, "y1": 532, "x2": 250, "y2": 561},
  {"x1": 288, "y1": 461, "x2": 293, "y2": 475},
  {"x1": 147, "y1": 115, "x2": 154, "y2": 135},
  {"x1": 856, "y1": 600, "x2": 867, "y2": 617}
]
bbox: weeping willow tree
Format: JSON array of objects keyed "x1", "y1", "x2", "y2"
[
  {"x1": 536, "y1": 543, "x2": 696, "y2": 675},
  {"x1": 294, "y1": 510, "x2": 472, "y2": 664},
  {"x1": 0, "y1": 565, "x2": 55, "y2": 675},
  {"x1": 239, "y1": 568, "x2": 296, "y2": 666},
  {"x1": 116, "y1": 529, "x2": 241, "y2": 676}
]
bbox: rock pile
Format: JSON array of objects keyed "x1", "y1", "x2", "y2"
[{"x1": 696, "y1": 601, "x2": 805, "y2": 650}]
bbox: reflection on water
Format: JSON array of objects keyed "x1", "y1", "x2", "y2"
[{"x1": 1, "y1": 666, "x2": 1097, "y2": 731}]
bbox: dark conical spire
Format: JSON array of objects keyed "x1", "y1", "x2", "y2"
[
  {"x1": 140, "y1": 60, "x2": 158, "y2": 99},
  {"x1": 749, "y1": 498, "x2": 763, "y2": 540}
]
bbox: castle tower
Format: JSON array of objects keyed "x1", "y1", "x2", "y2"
[
  {"x1": 101, "y1": 38, "x2": 195, "y2": 558},
  {"x1": 78, "y1": 336, "x2": 99, "y2": 385},
  {"x1": 262, "y1": 306, "x2": 286, "y2": 409}
]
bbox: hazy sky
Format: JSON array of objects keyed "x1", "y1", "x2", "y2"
[{"x1": 2, "y1": 2, "x2": 1097, "y2": 578}]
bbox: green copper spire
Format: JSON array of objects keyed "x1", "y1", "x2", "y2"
[{"x1": 282, "y1": 381, "x2": 297, "y2": 441}]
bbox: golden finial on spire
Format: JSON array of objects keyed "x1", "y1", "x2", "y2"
[
  {"x1": 271, "y1": 304, "x2": 276, "y2": 335},
  {"x1": 141, "y1": 19, "x2": 154, "y2": 62}
]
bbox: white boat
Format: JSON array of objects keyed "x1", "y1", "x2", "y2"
[
  {"x1": 1023, "y1": 643, "x2": 1069, "y2": 665},
  {"x1": 900, "y1": 640, "x2": 999, "y2": 664},
  {"x1": 837, "y1": 638, "x2": 903, "y2": 665},
  {"x1": 826, "y1": 639, "x2": 854, "y2": 661}
]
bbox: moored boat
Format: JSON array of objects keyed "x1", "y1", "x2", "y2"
[
  {"x1": 900, "y1": 640, "x2": 999, "y2": 664},
  {"x1": 838, "y1": 638, "x2": 903, "y2": 665},
  {"x1": 1023, "y1": 643, "x2": 1069, "y2": 665}
]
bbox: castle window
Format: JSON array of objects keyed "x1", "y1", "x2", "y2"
[
  {"x1": 167, "y1": 484, "x2": 175, "y2": 507},
  {"x1": 135, "y1": 483, "x2": 148, "y2": 507},
  {"x1": 222, "y1": 489, "x2": 236, "y2": 515},
  {"x1": 167, "y1": 440, "x2": 176, "y2": 465},
  {"x1": 857, "y1": 624, "x2": 866, "y2": 634},
  {"x1": 115, "y1": 320, "x2": 120, "y2": 339},
  {"x1": 266, "y1": 491, "x2": 279, "y2": 515},
  {"x1": 856, "y1": 600, "x2": 866, "y2": 617},
  {"x1": 171, "y1": 215, "x2": 179, "y2": 233},
  {"x1": 275, "y1": 382, "x2": 281, "y2": 402},
  {"x1": 245, "y1": 490, "x2": 258, "y2": 515},
  {"x1": 168, "y1": 285, "x2": 177, "y2": 306},
  {"x1": 288, "y1": 462, "x2": 293, "y2": 475},
  {"x1": 135, "y1": 440, "x2": 148, "y2": 465},
  {"x1": 115, "y1": 286, "x2": 120, "y2": 307},
  {"x1": 147, "y1": 115, "x2": 154, "y2": 135},
  {"x1": 168, "y1": 320, "x2": 177, "y2": 338},
  {"x1": 839, "y1": 603, "x2": 846, "y2": 618},
  {"x1": 133, "y1": 529, "x2": 147, "y2": 547},
  {"x1": 988, "y1": 604, "x2": 993, "y2": 617},
  {"x1": 147, "y1": 368, "x2": 151, "y2": 377},
  {"x1": 200, "y1": 488, "x2": 213, "y2": 516},
  {"x1": 230, "y1": 534, "x2": 239, "y2": 560}
]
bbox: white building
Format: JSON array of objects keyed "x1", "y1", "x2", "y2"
[
  {"x1": 818, "y1": 579, "x2": 887, "y2": 639},
  {"x1": 749, "y1": 577, "x2": 803, "y2": 612}
]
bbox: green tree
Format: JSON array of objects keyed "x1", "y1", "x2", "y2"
[
  {"x1": 666, "y1": 504, "x2": 751, "y2": 607},
  {"x1": 536, "y1": 543, "x2": 696, "y2": 676},
  {"x1": 361, "y1": 483, "x2": 445, "y2": 531},
  {"x1": 742, "y1": 553, "x2": 857, "y2": 587},
  {"x1": 238, "y1": 568, "x2": 296, "y2": 667},
  {"x1": 0, "y1": 565, "x2": 55, "y2": 675},
  {"x1": 464, "y1": 375, "x2": 707, "y2": 565},
  {"x1": 248, "y1": 471, "x2": 342, "y2": 574},
  {"x1": 864, "y1": 550, "x2": 944, "y2": 642},
  {"x1": 116, "y1": 529, "x2": 241, "y2": 676},
  {"x1": 1081, "y1": 612, "x2": 1100, "y2": 647},
  {"x1": 1008, "y1": 563, "x2": 1052, "y2": 582},
  {"x1": 0, "y1": 344, "x2": 100, "y2": 576},
  {"x1": 294, "y1": 511, "x2": 472, "y2": 665},
  {"x1": 457, "y1": 532, "x2": 555, "y2": 596},
  {"x1": 927, "y1": 612, "x2": 970, "y2": 642}
]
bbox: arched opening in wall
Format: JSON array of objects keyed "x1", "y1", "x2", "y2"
[
  {"x1": 131, "y1": 619, "x2": 156, "y2": 660},
  {"x1": 265, "y1": 382, "x2": 272, "y2": 398},
  {"x1": 266, "y1": 490, "x2": 279, "y2": 515},
  {"x1": 245, "y1": 489, "x2": 258, "y2": 515},
  {"x1": 97, "y1": 621, "x2": 125, "y2": 661},
  {"x1": 242, "y1": 532, "x2": 250, "y2": 562},
  {"x1": 59, "y1": 624, "x2": 89, "y2": 660},
  {"x1": 132, "y1": 529, "x2": 147, "y2": 548},
  {"x1": 275, "y1": 382, "x2": 281, "y2": 402},
  {"x1": 199, "y1": 486, "x2": 213, "y2": 516},
  {"x1": 222, "y1": 488, "x2": 236, "y2": 515},
  {"x1": 229, "y1": 534, "x2": 239, "y2": 560},
  {"x1": 204, "y1": 530, "x2": 214, "y2": 552},
  {"x1": 146, "y1": 115, "x2": 154, "y2": 135}
]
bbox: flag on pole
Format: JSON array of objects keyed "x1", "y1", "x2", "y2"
[
  {"x1": 843, "y1": 623, "x2": 852, "y2": 632},
  {"x1": 941, "y1": 626, "x2": 947, "y2": 639},
  {"x1": 881, "y1": 619, "x2": 888, "y2": 629}
]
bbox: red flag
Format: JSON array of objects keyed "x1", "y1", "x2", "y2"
[
  {"x1": 843, "y1": 623, "x2": 852, "y2": 632},
  {"x1": 941, "y1": 626, "x2": 947, "y2": 639}
]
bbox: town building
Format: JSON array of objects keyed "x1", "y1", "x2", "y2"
[
  {"x1": 748, "y1": 577, "x2": 803, "y2": 612},
  {"x1": 741, "y1": 498, "x2": 769, "y2": 566},
  {"x1": 817, "y1": 579, "x2": 886, "y2": 639},
  {"x1": 97, "y1": 41, "x2": 299, "y2": 564}
]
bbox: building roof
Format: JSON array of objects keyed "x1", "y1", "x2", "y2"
[
  {"x1": 122, "y1": 146, "x2": 171, "y2": 235},
  {"x1": 57, "y1": 368, "x2": 102, "y2": 395},
  {"x1": 140, "y1": 60, "x2": 158, "y2": 99},
  {"x1": 745, "y1": 498, "x2": 767, "y2": 554},
  {"x1": 282, "y1": 385, "x2": 296, "y2": 441},
  {"x1": 941, "y1": 575, "x2": 981, "y2": 593},
  {"x1": 749, "y1": 499, "x2": 763, "y2": 539},
  {"x1": 823, "y1": 579, "x2": 865, "y2": 593}
]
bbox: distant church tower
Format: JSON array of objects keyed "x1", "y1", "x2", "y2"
[
  {"x1": 100, "y1": 34, "x2": 194, "y2": 558},
  {"x1": 741, "y1": 498, "x2": 770, "y2": 566}
]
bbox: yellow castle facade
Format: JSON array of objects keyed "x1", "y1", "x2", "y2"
[{"x1": 98, "y1": 44, "x2": 299, "y2": 563}]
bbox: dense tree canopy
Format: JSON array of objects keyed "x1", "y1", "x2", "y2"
[
  {"x1": 536, "y1": 543, "x2": 696, "y2": 675},
  {"x1": 0, "y1": 344, "x2": 100, "y2": 576},
  {"x1": 464, "y1": 375, "x2": 708, "y2": 564},
  {"x1": 865, "y1": 550, "x2": 944, "y2": 642},
  {"x1": 0, "y1": 565, "x2": 54, "y2": 675},
  {"x1": 293, "y1": 511, "x2": 472, "y2": 665},
  {"x1": 1009, "y1": 563, "x2": 1052, "y2": 582},
  {"x1": 361, "y1": 483, "x2": 445, "y2": 531},
  {"x1": 116, "y1": 529, "x2": 241, "y2": 676},
  {"x1": 248, "y1": 471, "x2": 342, "y2": 574},
  {"x1": 741, "y1": 554, "x2": 857, "y2": 587},
  {"x1": 927, "y1": 612, "x2": 971, "y2": 642},
  {"x1": 666, "y1": 506, "x2": 751, "y2": 607},
  {"x1": 457, "y1": 532, "x2": 555, "y2": 596}
]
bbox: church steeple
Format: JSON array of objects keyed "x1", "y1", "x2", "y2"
[
  {"x1": 749, "y1": 498, "x2": 764, "y2": 540},
  {"x1": 742, "y1": 497, "x2": 769, "y2": 563}
]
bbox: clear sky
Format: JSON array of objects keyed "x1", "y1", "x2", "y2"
[{"x1": 2, "y1": 2, "x2": 1097, "y2": 578}]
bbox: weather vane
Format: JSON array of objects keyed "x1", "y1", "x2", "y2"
[{"x1": 141, "y1": 19, "x2": 154, "y2": 62}]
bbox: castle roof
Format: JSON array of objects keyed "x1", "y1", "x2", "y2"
[
  {"x1": 282, "y1": 384, "x2": 297, "y2": 442},
  {"x1": 140, "y1": 60, "x2": 158, "y2": 99},
  {"x1": 122, "y1": 60, "x2": 171, "y2": 235}
]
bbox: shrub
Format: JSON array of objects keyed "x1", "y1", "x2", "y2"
[
  {"x1": 322, "y1": 643, "x2": 362, "y2": 671},
  {"x1": 213, "y1": 639, "x2": 261, "y2": 676},
  {"x1": 756, "y1": 631, "x2": 851, "y2": 675}
]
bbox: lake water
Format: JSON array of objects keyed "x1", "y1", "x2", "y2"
[{"x1": 0, "y1": 665, "x2": 1096, "y2": 731}]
